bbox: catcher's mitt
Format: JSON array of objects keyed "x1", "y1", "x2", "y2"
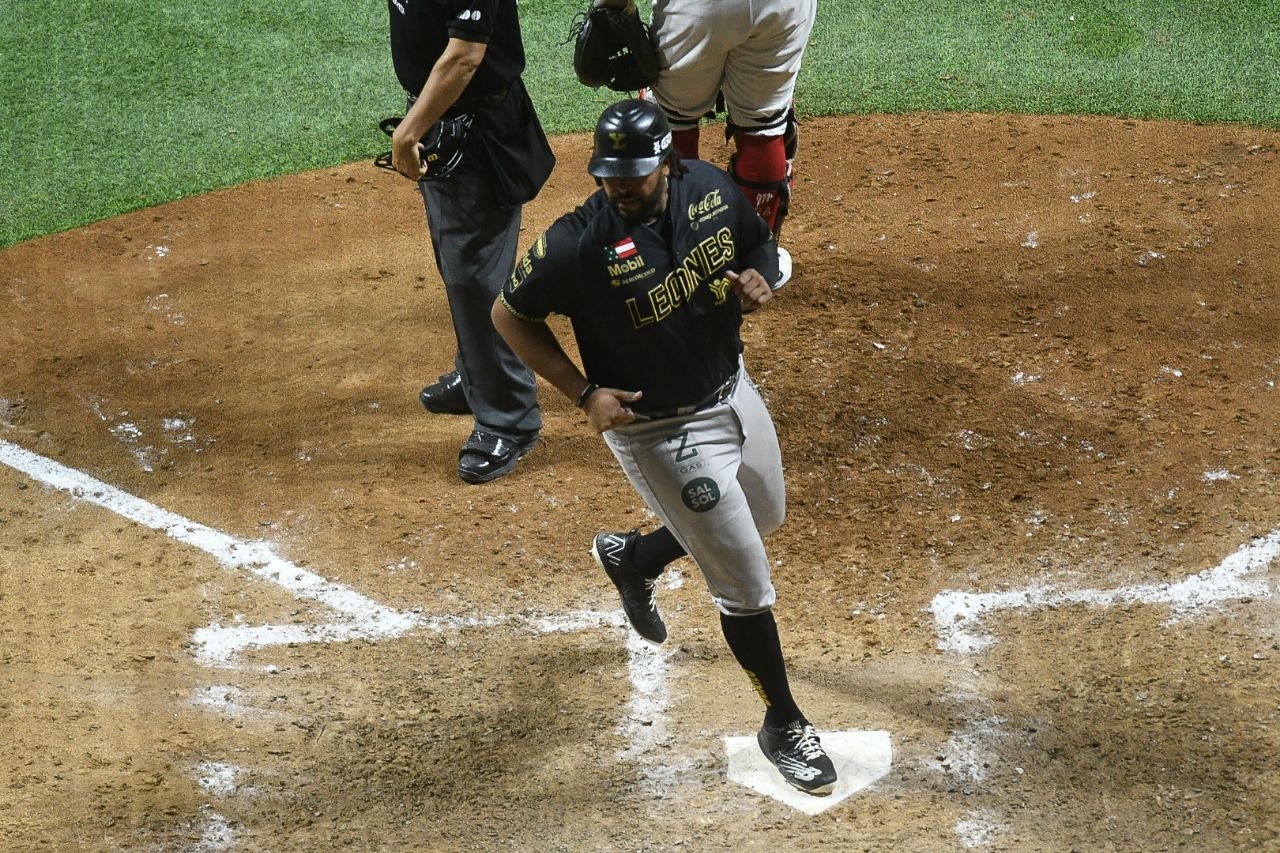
[
  {"x1": 570, "y1": 0, "x2": 659, "y2": 92},
  {"x1": 374, "y1": 113, "x2": 474, "y2": 181}
]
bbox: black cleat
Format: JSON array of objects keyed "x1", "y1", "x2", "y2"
[
  {"x1": 757, "y1": 719, "x2": 838, "y2": 796},
  {"x1": 591, "y1": 530, "x2": 666, "y2": 644},
  {"x1": 457, "y1": 429, "x2": 537, "y2": 484},
  {"x1": 420, "y1": 371, "x2": 471, "y2": 415}
]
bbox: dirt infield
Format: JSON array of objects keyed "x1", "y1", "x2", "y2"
[{"x1": 2, "y1": 113, "x2": 1279, "y2": 851}]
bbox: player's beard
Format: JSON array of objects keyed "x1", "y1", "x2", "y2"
[{"x1": 609, "y1": 176, "x2": 668, "y2": 226}]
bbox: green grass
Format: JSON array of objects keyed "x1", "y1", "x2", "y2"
[
  {"x1": 2, "y1": 0, "x2": 1277, "y2": 248},
  {"x1": 801, "y1": 1, "x2": 1279, "y2": 122}
]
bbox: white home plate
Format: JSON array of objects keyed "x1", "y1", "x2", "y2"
[{"x1": 724, "y1": 730, "x2": 892, "y2": 815}]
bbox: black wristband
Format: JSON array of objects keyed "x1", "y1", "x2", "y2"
[{"x1": 576, "y1": 382, "x2": 600, "y2": 409}]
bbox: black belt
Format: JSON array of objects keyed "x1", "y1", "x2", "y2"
[
  {"x1": 632, "y1": 372, "x2": 738, "y2": 422},
  {"x1": 406, "y1": 83, "x2": 511, "y2": 115}
]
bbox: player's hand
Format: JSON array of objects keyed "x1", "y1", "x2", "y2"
[
  {"x1": 726, "y1": 269, "x2": 773, "y2": 311},
  {"x1": 584, "y1": 388, "x2": 642, "y2": 432}
]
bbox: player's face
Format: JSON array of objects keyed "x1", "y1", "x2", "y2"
[{"x1": 601, "y1": 163, "x2": 668, "y2": 225}]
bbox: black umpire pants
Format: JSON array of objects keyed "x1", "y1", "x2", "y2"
[{"x1": 418, "y1": 156, "x2": 541, "y2": 441}]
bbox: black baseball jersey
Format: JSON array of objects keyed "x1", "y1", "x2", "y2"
[
  {"x1": 501, "y1": 160, "x2": 778, "y2": 415},
  {"x1": 388, "y1": 0, "x2": 525, "y2": 100}
]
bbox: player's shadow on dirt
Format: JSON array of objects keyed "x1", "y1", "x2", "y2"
[{"x1": 276, "y1": 630, "x2": 639, "y2": 836}]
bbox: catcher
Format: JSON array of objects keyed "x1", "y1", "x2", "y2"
[{"x1": 574, "y1": 0, "x2": 818, "y2": 291}]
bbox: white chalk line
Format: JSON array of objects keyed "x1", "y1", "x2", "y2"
[
  {"x1": 930, "y1": 529, "x2": 1280, "y2": 654},
  {"x1": 193, "y1": 608, "x2": 622, "y2": 667},
  {"x1": 0, "y1": 438, "x2": 421, "y2": 662},
  {"x1": 2, "y1": 437, "x2": 670, "y2": 846},
  {"x1": 931, "y1": 530, "x2": 1280, "y2": 846},
  {"x1": 1, "y1": 439, "x2": 632, "y2": 659}
]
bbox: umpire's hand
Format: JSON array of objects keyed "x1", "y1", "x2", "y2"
[
  {"x1": 726, "y1": 269, "x2": 773, "y2": 311},
  {"x1": 390, "y1": 132, "x2": 427, "y2": 181}
]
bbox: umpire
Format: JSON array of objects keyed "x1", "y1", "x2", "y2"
[
  {"x1": 492, "y1": 99, "x2": 837, "y2": 795},
  {"x1": 387, "y1": 0, "x2": 554, "y2": 483}
]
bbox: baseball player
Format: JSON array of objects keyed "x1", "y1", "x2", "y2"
[
  {"x1": 491, "y1": 99, "x2": 837, "y2": 795},
  {"x1": 644, "y1": 0, "x2": 818, "y2": 289}
]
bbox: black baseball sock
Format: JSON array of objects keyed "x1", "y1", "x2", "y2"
[
  {"x1": 719, "y1": 609, "x2": 803, "y2": 728},
  {"x1": 632, "y1": 526, "x2": 685, "y2": 579}
]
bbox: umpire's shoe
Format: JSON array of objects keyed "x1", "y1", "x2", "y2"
[
  {"x1": 457, "y1": 429, "x2": 538, "y2": 484},
  {"x1": 420, "y1": 370, "x2": 471, "y2": 415},
  {"x1": 757, "y1": 719, "x2": 838, "y2": 796},
  {"x1": 591, "y1": 530, "x2": 667, "y2": 644}
]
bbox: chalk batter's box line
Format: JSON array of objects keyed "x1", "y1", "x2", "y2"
[
  {"x1": 930, "y1": 530, "x2": 1280, "y2": 653},
  {"x1": 0, "y1": 438, "x2": 629, "y2": 664},
  {"x1": 7, "y1": 437, "x2": 1273, "y2": 665}
]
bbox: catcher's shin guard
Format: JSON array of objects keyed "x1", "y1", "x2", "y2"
[
  {"x1": 672, "y1": 127, "x2": 700, "y2": 160},
  {"x1": 729, "y1": 134, "x2": 791, "y2": 239}
]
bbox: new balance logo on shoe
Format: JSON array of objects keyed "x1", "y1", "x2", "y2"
[
  {"x1": 777, "y1": 758, "x2": 824, "y2": 781},
  {"x1": 757, "y1": 720, "x2": 837, "y2": 795}
]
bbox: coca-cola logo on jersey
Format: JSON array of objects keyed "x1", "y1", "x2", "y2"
[{"x1": 687, "y1": 189, "x2": 728, "y2": 230}]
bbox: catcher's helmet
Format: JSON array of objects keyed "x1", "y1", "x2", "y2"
[{"x1": 588, "y1": 99, "x2": 673, "y2": 179}]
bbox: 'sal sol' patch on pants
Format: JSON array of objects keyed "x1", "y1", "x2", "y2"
[{"x1": 682, "y1": 477, "x2": 721, "y2": 513}]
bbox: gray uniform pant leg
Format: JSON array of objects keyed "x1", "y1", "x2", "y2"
[
  {"x1": 419, "y1": 168, "x2": 541, "y2": 439},
  {"x1": 602, "y1": 364, "x2": 784, "y2": 615}
]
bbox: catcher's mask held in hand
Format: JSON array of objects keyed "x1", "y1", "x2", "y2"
[
  {"x1": 374, "y1": 113, "x2": 474, "y2": 180},
  {"x1": 588, "y1": 98, "x2": 672, "y2": 178}
]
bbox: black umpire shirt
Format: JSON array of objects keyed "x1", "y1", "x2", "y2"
[{"x1": 389, "y1": 0, "x2": 525, "y2": 100}]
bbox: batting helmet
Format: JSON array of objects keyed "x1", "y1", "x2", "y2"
[{"x1": 587, "y1": 99, "x2": 673, "y2": 179}]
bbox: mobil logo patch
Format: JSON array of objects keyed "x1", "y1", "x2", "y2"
[{"x1": 681, "y1": 477, "x2": 721, "y2": 513}]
